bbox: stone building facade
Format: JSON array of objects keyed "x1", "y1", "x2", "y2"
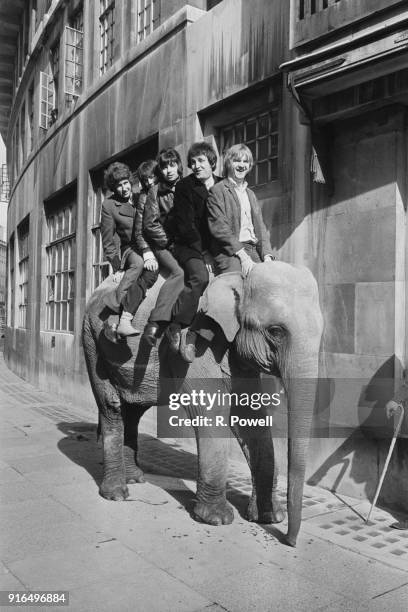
[{"x1": 0, "y1": 0, "x2": 406, "y2": 509}]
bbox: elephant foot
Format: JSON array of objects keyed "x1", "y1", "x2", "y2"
[
  {"x1": 193, "y1": 499, "x2": 234, "y2": 526},
  {"x1": 246, "y1": 495, "x2": 285, "y2": 524},
  {"x1": 99, "y1": 478, "x2": 129, "y2": 501},
  {"x1": 285, "y1": 534, "x2": 297, "y2": 548},
  {"x1": 126, "y1": 466, "x2": 145, "y2": 484}
]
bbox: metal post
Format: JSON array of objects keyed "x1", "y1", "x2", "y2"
[{"x1": 366, "y1": 405, "x2": 405, "y2": 523}]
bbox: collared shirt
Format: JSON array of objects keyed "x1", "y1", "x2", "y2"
[{"x1": 229, "y1": 178, "x2": 257, "y2": 244}]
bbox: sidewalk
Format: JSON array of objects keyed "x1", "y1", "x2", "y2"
[{"x1": 0, "y1": 352, "x2": 407, "y2": 612}]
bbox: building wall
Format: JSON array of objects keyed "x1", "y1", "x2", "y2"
[
  {"x1": 5, "y1": 0, "x2": 294, "y2": 401},
  {"x1": 4, "y1": 0, "x2": 407, "y2": 508}
]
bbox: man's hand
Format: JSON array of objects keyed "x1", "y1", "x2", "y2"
[
  {"x1": 385, "y1": 400, "x2": 403, "y2": 419},
  {"x1": 202, "y1": 250, "x2": 213, "y2": 275},
  {"x1": 264, "y1": 255, "x2": 276, "y2": 263},
  {"x1": 236, "y1": 248, "x2": 255, "y2": 277},
  {"x1": 112, "y1": 271, "x2": 123, "y2": 283},
  {"x1": 143, "y1": 251, "x2": 158, "y2": 272}
]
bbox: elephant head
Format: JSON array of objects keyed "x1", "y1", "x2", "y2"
[{"x1": 202, "y1": 261, "x2": 323, "y2": 546}]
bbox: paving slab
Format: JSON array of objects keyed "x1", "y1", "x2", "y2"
[
  {"x1": 7, "y1": 539, "x2": 156, "y2": 591},
  {"x1": 68, "y1": 570, "x2": 212, "y2": 612},
  {"x1": 1, "y1": 352, "x2": 408, "y2": 612}
]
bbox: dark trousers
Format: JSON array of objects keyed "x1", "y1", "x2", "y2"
[
  {"x1": 172, "y1": 245, "x2": 209, "y2": 327},
  {"x1": 149, "y1": 248, "x2": 184, "y2": 324},
  {"x1": 123, "y1": 267, "x2": 158, "y2": 314},
  {"x1": 213, "y1": 243, "x2": 262, "y2": 275},
  {"x1": 116, "y1": 250, "x2": 144, "y2": 310}
]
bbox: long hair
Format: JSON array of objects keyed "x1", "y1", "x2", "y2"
[{"x1": 156, "y1": 148, "x2": 183, "y2": 180}]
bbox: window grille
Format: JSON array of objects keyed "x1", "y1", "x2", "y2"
[
  {"x1": 64, "y1": 26, "x2": 83, "y2": 100},
  {"x1": 91, "y1": 186, "x2": 110, "y2": 290},
  {"x1": 9, "y1": 235, "x2": 15, "y2": 327},
  {"x1": 137, "y1": 0, "x2": 160, "y2": 43},
  {"x1": 27, "y1": 83, "x2": 34, "y2": 154},
  {"x1": 39, "y1": 41, "x2": 60, "y2": 131},
  {"x1": 99, "y1": 0, "x2": 115, "y2": 74},
  {"x1": 39, "y1": 69, "x2": 55, "y2": 129},
  {"x1": 20, "y1": 103, "x2": 26, "y2": 163},
  {"x1": 18, "y1": 221, "x2": 29, "y2": 328},
  {"x1": 219, "y1": 108, "x2": 279, "y2": 187},
  {"x1": 50, "y1": 40, "x2": 60, "y2": 121},
  {"x1": 0, "y1": 165, "x2": 9, "y2": 200},
  {"x1": 45, "y1": 197, "x2": 76, "y2": 332}
]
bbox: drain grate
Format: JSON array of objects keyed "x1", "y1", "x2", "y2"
[{"x1": 303, "y1": 509, "x2": 408, "y2": 571}]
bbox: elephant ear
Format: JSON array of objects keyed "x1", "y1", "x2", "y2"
[{"x1": 200, "y1": 272, "x2": 243, "y2": 342}]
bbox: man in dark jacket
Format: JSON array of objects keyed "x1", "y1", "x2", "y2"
[
  {"x1": 166, "y1": 142, "x2": 221, "y2": 361},
  {"x1": 135, "y1": 148, "x2": 185, "y2": 346}
]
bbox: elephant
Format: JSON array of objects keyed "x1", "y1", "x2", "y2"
[{"x1": 82, "y1": 261, "x2": 323, "y2": 547}]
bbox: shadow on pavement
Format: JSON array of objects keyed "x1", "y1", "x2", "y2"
[{"x1": 56, "y1": 422, "x2": 252, "y2": 522}]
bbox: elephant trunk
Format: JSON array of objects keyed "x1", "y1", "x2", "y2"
[{"x1": 285, "y1": 350, "x2": 320, "y2": 548}]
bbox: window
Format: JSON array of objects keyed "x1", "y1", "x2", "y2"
[
  {"x1": 45, "y1": 188, "x2": 76, "y2": 332},
  {"x1": 8, "y1": 234, "x2": 15, "y2": 327},
  {"x1": 28, "y1": 82, "x2": 34, "y2": 154},
  {"x1": 18, "y1": 218, "x2": 29, "y2": 328},
  {"x1": 137, "y1": 0, "x2": 160, "y2": 43},
  {"x1": 15, "y1": 116, "x2": 21, "y2": 173},
  {"x1": 40, "y1": 42, "x2": 60, "y2": 129},
  {"x1": 0, "y1": 165, "x2": 9, "y2": 201},
  {"x1": 64, "y1": 25, "x2": 83, "y2": 103},
  {"x1": 219, "y1": 108, "x2": 279, "y2": 187},
  {"x1": 20, "y1": 103, "x2": 26, "y2": 163},
  {"x1": 91, "y1": 185, "x2": 111, "y2": 290},
  {"x1": 50, "y1": 40, "x2": 60, "y2": 119},
  {"x1": 40, "y1": 67, "x2": 55, "y2": 129},
  {"x1": 99, "y1": 0, "x2": 115, "y2": 74}
]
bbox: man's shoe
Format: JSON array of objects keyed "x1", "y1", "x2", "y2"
[
  {"x1": 142, "y1": 322, "x2": 160, "y2": 346},
  {"x1": 117, "y1": 311, "x2": 140, "y2": 337},
  {"x1": 166, "y1": 323, "x2": 181, "y2": 352},
  {"x1": 179, "y1": 329, "x2": 197, "y2": 363}
]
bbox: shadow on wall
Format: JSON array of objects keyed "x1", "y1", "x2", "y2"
[{"x1": 307, "y1": 356, "x2": 408, "y2": 513}]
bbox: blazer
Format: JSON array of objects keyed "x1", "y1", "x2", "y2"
[
  {"x1": 100, "y1": 194, "x2": 137, "y2": 272},
  {"x1": 206, "y1": 178, "x2": 273, "y2": 259},
  {"x1": 172, "y1": 173, "x2": 222, "y2": 254}
]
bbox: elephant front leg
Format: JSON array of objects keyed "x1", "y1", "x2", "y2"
[
  {"x1": 99, "y1": 409, "x2": 129, "y2": 501},
  {"x1": 193, "y1": 436, "x2": 234, "y2": 526},
  {"x1": 233, "y1": 417, "x2": 284, "y2": 524},
  {"x1": 122, "y1": 404, "x2": 147, "y2": 484}
]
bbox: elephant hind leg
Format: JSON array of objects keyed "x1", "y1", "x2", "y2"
[{"x1": 122, "y1": 403, "x2": 149, "y2": 484}]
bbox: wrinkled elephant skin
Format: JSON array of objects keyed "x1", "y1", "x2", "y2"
[{"x1": 82, "y1": 262, "x2": 323, "y2": 546}]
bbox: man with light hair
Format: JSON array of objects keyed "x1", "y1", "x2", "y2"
[{"x1": 206, "y1": 143, "x2": 276, "y2": 276}]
